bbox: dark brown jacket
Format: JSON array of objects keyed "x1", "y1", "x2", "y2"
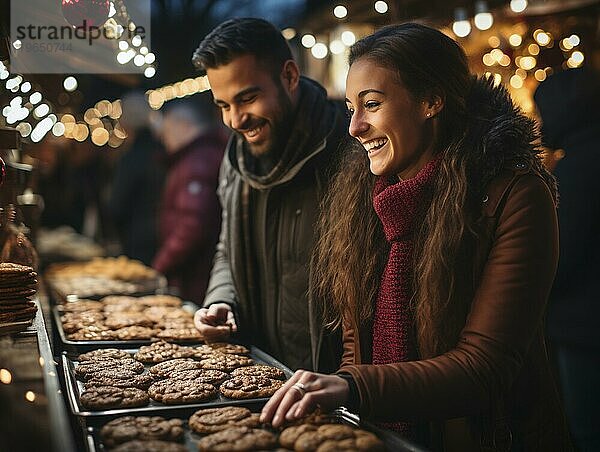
[
  {"x1": 338, "y1": 77, "x2": 571, "y2": 451},
  {"x1": 339, "y1": 163, "x2": 570, "y2": 451}
]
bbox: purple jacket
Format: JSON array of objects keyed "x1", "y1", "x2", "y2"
[{"x1": 153, "y1": 130, "x2": 226, "y2": 303}]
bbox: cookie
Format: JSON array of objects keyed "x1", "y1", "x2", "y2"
[
  {"x1": 0, "y1": 262, "x2": 34, "y2": 274},
  {"x1": 113, "y1": 325, "x2": 159, "y2": 340},
  {"x1": 0, "y1": 279, "x2": 36, "y2": 290},
  {"x1": 61, "y1": 312, "x2": 105, "y2": 333},
  {"x1": 198, "y1": 354, "x2": 254, "y2": 372},
  {"x1": 157, "y1": 320, "x2": 197, "y2": 331},
  {"x1": 292, "y1": 424, "x2": 385, "y2": 452},
  {"x1": 148, "y1": 379, "x2": 217, "y2": 404},
  {"x1": 196, "y1": 342, "x2": 250, "y2": 355},
  {"x1": 100, "y1": 416, "x2": 184, "y2": 447},
  {"x1": 144, "y1": 306, "x2": 192, "y2": 323},
  {"x1": 110, "y1": 440, "x2": 187, "y2": 452},
  {"x1": 75, "y1": 358, "x2": 144, "y2": 379},
  {"x1": 78, "y1": 348, "x2": 132, "y2": 361},
  {"x1": 80, "y1": 386, "x2": 149, "y2": 410},
  {"x1": 134, "y1": 341, "x2": 197, "y2": 363},
  {"x1": 219, "y1": 375, "x2": 283, "y2": 399},
  {"x1": 84, "y1": 372, "x2": 154, "y2": 390},
  {"x1": 315, "y1": 432, "x2": 385, "y2": 452},
  {"x1": 139, "y1": 295, "x2": 182, "y2": 307},
  {"x1": 0, "y1": 300, "x2": 34, "y2": 311},
  {"x1": 189, "y1": 407, "x2": 261, "y2": 434},
  {"x1": 231, "y1": 365, "x2": 286, "y2": 380},
  {"x1": 59, "y1": 300, "x2": 103, "y2": 312},
  {"x1": 165, "y1": 369, "x2": 229, "y2": 385},
  {"x1": 0, "y1": 305, "x2": 37, "y2": 322},
  {"x1": 104, "y1": 314, "x2": 154, "y2": 329},
  {"x1": 156, "y1": 327, "x2": 203, "y2": 341},
  {"x1": 67, "y1": 326, "x2": 116, "y2": 341},
  {"x1": 101, "y1": 295, "x2": 139, "y2": 305},
  {"x1": 197, "y1": 426, "x2": 277, "y2": 451},
  {"x1": 316, "y1": 424, "x2": 355, "y2": 441},
  {"x1": 104, "y1": 303, "x2": 146, "y2": 314},
  {"x1": 0, "y1": 288, "x2": 36, "y2": 300},
  {"x1": 279, "y1": 424, "x2": 318, "y2": 449},
  {"x1": 148, "y1": 359, "x2": 204, "y2": 377}
]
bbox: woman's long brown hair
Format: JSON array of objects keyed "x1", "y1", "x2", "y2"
[{"x1": 312, "y1": 23, "x2": 554, "y2": 358}]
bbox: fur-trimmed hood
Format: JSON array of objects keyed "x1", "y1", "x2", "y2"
[{"x1": 461, "y1": 76, "x2": 557, "y2": 202}]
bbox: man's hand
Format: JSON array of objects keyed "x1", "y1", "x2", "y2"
[{"x1": 194, "y1": 302, "x2": 237, "y2": 342}]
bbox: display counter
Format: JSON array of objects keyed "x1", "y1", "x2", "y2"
[{"x1": 0, "y1": 293, "x2": 76, "y2": 452}]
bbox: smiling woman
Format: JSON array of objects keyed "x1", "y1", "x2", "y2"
[
  {"x1": 261, "y1": 22, "x2": 571, "y2": 451},
  {"x1": 345, "y1": 59, "x2": 438, "y2": 179}
]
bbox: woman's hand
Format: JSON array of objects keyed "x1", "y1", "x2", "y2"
[{"x1": 260, "y1": 370, "x2": 350, "y2": 428}]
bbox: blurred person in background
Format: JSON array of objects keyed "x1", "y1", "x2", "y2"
[
  {"x1": 191, "y1": 18, "x2": 347, "y2": 372},
  {"x1": 152, "y1": 97, "x2": 226, "y2": 303},
  {"x1": 108, "y1": 91, "x2": 165, "y2": 265},
  {"x1": 534, "y1": 67, "x2": 600, "y2": 452}
]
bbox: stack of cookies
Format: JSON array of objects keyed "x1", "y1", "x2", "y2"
[{"x1": 0, "y1": 262, "x2": 38, "y2": 331}]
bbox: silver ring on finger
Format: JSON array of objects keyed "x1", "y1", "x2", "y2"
[{"x1": 292, "y1": 382, "x2": 306, "y2": 398}]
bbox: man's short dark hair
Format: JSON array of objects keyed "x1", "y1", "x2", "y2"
[{"x1": 192, "y1": 18, "x2": 293, "y2": 76}]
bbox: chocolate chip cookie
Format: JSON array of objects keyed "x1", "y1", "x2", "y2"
[
  {"x1": 78, "y1": 348, "x2": 132, "y2": 362},
  {"x1": 84, "y1": 371, "x2": 154, "y2": 390},
  {"x1": 279, "y1": 424, "x2": 317, "y2": 449},
  {"x1": 113, "y1": 325, "x2": 159, "y2": 340},
  {"x1": 231, "y1": 364, "x2": 286, "y2": 380},
  {"x1": 164, "y1": 369, "x2": 229, "y2": 385},
  {"x1": 189, "y1": 407, "x2": 261, "y2": 434},
  {"x1": 67, "y1": 325, "x2": 115, "y2": 341},
  {"x1": 80, "y1": 385, "x2": 149, "y2": 410},
  {"x1": 100, "y1": 415, "x2": 184, "y2": 447},
  {"x1": 139, "y1": 295, "x2": 183, "y2": 307},
  {"x1": 156, "y1": 327, "x2": 203, "y2": 341},
  {"x1": 59, "y1": 299, "x2": 103, "y2": 312},
  {"x1": 219, "y1": 375, "x2": 283, "y2": 399},
  {"x1": 148, "y1": 379, "x2": 217, "y2": 404},
  {"x1": 104, "y1": 313, "x2": 154, "y2": 329},
  {"x1": 75, "y1": 358, "x2": 144, "y2": 379},
  {"x1": 196, "y1": 342, "x2": 250, "y2": 355},
  {"x1": 292, "y1": 424, "x2": 385, "y2": 452},
  {"x1": 198, "y1": 354, "x2": 254, "y2": 372},
  {"x1": 134, "y1": 341, "x2": 197, "y2": 363},
  {"x1": 148, "y1": 359, "x2": 204, "y2": 377},
  {"x1": 197, "y1": 426, "x2": 277, "y2": 451}
]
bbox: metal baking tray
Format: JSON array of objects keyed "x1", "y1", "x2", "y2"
[
  {"x1": 46, "y1": 274, "x2": 168, "y2": 303},
  {"x1": 62, "y1": 346, "x2": 294, "y2": 418},
  {"x1": 52, "y1": 301, "x2": 201, "y2": 353},
  {"x1": 83, "y1": 406, "x2": 428, "y2": 452}
]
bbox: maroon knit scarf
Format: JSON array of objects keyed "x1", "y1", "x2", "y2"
[{"x1": 371, "y1": 157, "x2": 440, "y2": 436}]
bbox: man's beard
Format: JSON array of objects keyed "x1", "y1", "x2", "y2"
[{"x1": 245, "y1": 86, "x2": 294, "y2": 158}]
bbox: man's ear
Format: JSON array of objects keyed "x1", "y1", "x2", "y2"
[{"x1": 281, "y1": 60, "x2": 300, "y2": 94}]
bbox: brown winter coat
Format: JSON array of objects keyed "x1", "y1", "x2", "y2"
[{"x1": 338, "y1": 77, "x2": 571, "y2": 451}]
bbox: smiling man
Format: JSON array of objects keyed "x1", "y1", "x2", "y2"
[{"x1": 191, "y1": 18, "x2": 347, "y2": 372}]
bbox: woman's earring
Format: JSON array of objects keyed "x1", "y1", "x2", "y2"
[{"x1": 426, "y1": 112, "x2": 432, "y2": 118}]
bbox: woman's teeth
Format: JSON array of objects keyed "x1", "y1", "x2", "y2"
[{"x1": 365, "y1": 138, "x2": 388, "y2": 152}]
